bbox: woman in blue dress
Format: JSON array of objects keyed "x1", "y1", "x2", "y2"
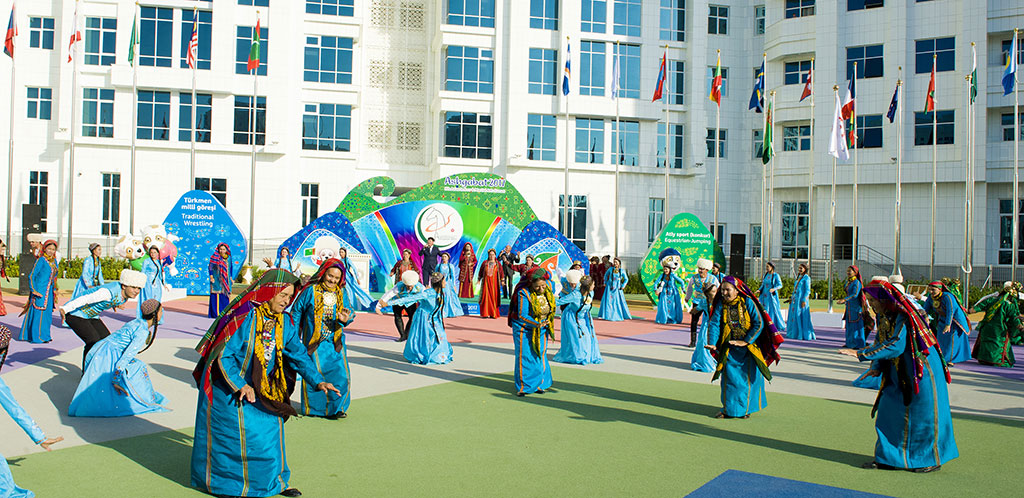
[
  {"x1": 597, "y1": 258, "x2": 632, "y2": 321},
  {"x1": 655, "y1": 265, "x2": 685, "y2": 324},
  {"x1": 263, "y1": 246, "x2": 299, "y2": 275},
  {"x1": 69, "y1": 299, "x2": 169, "y2": 417},
  {"x1": 291, "y1": 259, "x2": 355, "y2": 419},
  {"x1": 139, "y1": 246, "x2": 165, "y2": 324},
  {"x1": 691, "y1": 281, "x2": 718, "y2": 373},
  {"x1": 554, "y1": 272, "x2": 603, "y2": 365},
  {"x1": 382, "y1": 272, "x2": 455, "y2": 365},
  {"x1": 923, "y1": 281, "x2": 972, "y2": 365},
  {"x1": 840, "y1": 278, "x2": 958, "y2": 473},
  {"x1": 338, "y1": 247, "x2": 373, "y2": 312},
  {"x1": 508, "y1": 267, "x2": 555, "y2": 396},
  {"x1": 842, "y1": 265, "x2": 869, "y2": 348},
  {"x1": 706, "y1": 276, "x2": 783, "y2": 419},
  {"x1": 435, "y1": 252, "x2": 464, "y2": 318},
  {"x1": 757, "y1": 262, "x2": 787, "y2": 333},
  {"x1": 18, "y1": 240, "x2": 58, "y2": 343},
  {"x1": 785, "y1": 263, "x2": 815, "y2": 340},
  {"x1": 73, "y1": 243, "x2": 105, "y2": 299},
  {"x1": 1, "y1": 328, "x2": 64, "y2": 498}
]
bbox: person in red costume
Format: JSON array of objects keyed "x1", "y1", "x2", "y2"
[
  {"x1": 457, "y1": 242, "x2": 477, "y2": 298},
  {"x1": 477, "y1": 249, "x2": 502, "y2": 318}
]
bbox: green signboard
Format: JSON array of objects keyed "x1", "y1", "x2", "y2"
[{"x1": 639, "y1": 213, "x2": 727, "y2": 304}]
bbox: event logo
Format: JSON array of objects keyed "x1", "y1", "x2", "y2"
[
  {"x1": 415, "y1": 203, "x2": 464, "y2": 249},
  {"x1": 535, "y1": 252, "x2": 560, "y2": 275}
]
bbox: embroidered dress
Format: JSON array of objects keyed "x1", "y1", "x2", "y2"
[
  {"x1": 971, "y1": 291, "x2": 1019, "y2": 367},
  {"x1": 139, "y1": 257, "x2": 165, "y2": 324},
  {"x1": 477, "y1": 260, "x2": 502, "y2": 318},
  {"x1": 758, "y1": 272, "x2": 787, "y2": 333},
  {"x1": 707, "y1": 296, "x2": 768, "y2": 417},
  {"x1": 1, "y1": 377, "x2": 48, "y2": 498},
  {"x1": 655, "y1": 272, "x2": 685, "y2": 324},
  {"x1": 923, "y1": 291, "x2": 972, "y2": 364},
  {"x1": 597, "y1": 268, "x2": 632, "y2": 321},
  {"x1": 436, "y1": 262, "x2": 465, "y2": 318},
  {"x1": 389, "y1": 289, "x2": 455, "y2": 365},
  {"x1": 690, "y1": 310, "x2": 716, "y2": 373},
  {"x1": 19, "y1": 256, "x2": 57, "y2": 343},
  {"x1": 457, "y1": 243, "x2": 477, "y2": 298},
  {"x1": 509, "y1": 286, "x2": 555, "y2": 394},
  {"x1": 843, "y1": 278, "x2": 866, "y2": 348},
  {"x1": 73, "y1": 255, "x2": 105, "y2": 299},
  {"x1": 785, "y1": 274, "x2": 815, "y2": 340},
  {"x1": 292, "y1": 283, "x2": 353, "y2": 417},
  {"x1": 553, "y1": 288, "x2": 603, "y2": 365}
]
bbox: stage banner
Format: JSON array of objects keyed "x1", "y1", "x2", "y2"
[
  {"x1": 162, "y1": 190, "x2": 247, "y2": 295},
  {"x1": 511, "y1": 220, "x2": 589, "y2": 289},
  {"x1": 278, "y1": 212, "x2": 367, "y2": 276},
  {"x1": 639, "y1": 213, "x2": 726, "y2": 304}
]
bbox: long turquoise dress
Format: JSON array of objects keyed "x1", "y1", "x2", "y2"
[
  {"x1": 340, "y1": 257, "x2": 373, "y2": 312},
  {"x1": 857, "y1": 313, "x2": 959, "y2": 469},
  {"x1": 1, "y1": 377, "x2": 48, "y2": 498},
  {"x1": 843, "y1": 279, "x2": 866, "y2": 348},
  {"x1": 597, "y1": 268, "x2": 632, "y2": 321},
  {"x1": 758, "y1": 272, "x2": 787, "y2": 333},
  {"x1": 291, "y1": 284, "x2": 354, "y2": 417},
  {"x1": 18, "y1": 257, "x2": 57, "y2": 343},
  {"x1": 73, "y1": 255, "x2": 105, "y2": 299},
  {"x1": 923, "y1": 292, "x2": 972, "y2": 364},
  {"x1": 190, "y1": 305, "x2": 327, "y2": 498},
  {"x1": 785, "y1": 274, "x2": 815, "y2": 340},
  {"x1": 68, "y1": 318, "x2": 169, "y2": 417},
  {"x1": 511, "y1": 287, "x2": 554, "y2": 394},
  {"x1": 436, "y1": 263, "x2": 465, "y2": 318},
  {"x1": 389, "y1": 289, "x2": 455, "y2": 365},
  {"x1": 690, "y1": 309, "x2": 716, "y2": 372},
  {"x1": 553, "y1": 289, "x2": 603, "y2": 365},
  {"x1": 655, "y1": 272, "x2": 685, "y2": 324},
  {"x1": 707, "y1": 296, "x2": 767, "y2": 417},
  {"x1": 139, "y1": 257, "x2": 165, "y2": 324}
]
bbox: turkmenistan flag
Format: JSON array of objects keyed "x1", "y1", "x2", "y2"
[
  {"x1": 970, "y1": 43, "x2": 977, "y2": 105},
  {"x1": 128, "y1": 15, "x2": 136, "y2": 66},
  {"x1": 246, "y1": 18, "x2": 261, "y2": 72},
  {"x1": 762, "y1": 101, "x2": 774, "y2": 165}
]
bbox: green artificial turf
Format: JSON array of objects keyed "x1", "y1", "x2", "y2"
[{"x1": 8, "y1": 367, "x2": 1019, "y2": 497}]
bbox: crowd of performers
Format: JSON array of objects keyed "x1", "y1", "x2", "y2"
[{"x1": 4, "y1": 235, "x2": 1024, "y2": 497}]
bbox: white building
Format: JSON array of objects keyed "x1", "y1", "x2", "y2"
[{"x1": 0, "y1": 0, "x2": 1022, "y2": 281}]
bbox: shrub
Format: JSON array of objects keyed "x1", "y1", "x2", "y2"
[
  {"x1": 7, "y1": 256, "x2": 132, "y2": 281},
  {"x1": 624, "y1": 272, "x2": 646, "y2": 294}
]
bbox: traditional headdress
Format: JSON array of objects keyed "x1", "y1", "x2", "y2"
[
  {"x1": 565, "y1": 269, "x2": 583, "y2": 285},
  {"x1": 696, "y1": 258, "x2": 712, "y2": 271},
  {"x1": 209, "y1": 243, "x2": 232, "y2": 294},
  {"x1": 713, "y1": 276, "x2": 784, "y2": 381},
  {"x1": 0, "y1": 324, "x2": 11, "y2": 371},
  {"x1": 119, "y1": 269, "x2": 146, "y2": 288}
]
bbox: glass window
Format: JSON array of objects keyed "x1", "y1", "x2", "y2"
[
  {"x1": 443, "y1": 112, "x2": 492, "y2": 159},
  {"x1": 301, "y1": 183, "x2": 320, "y2": 227},
  {"x1": 580, "y1": 41, "x2": 605, "y2": 96},
  {"x1": 304, "y1": 35, "x2": 354, "y2": 84},
  {"x1": 913, "y1": 110, "x2": 954, "y2": 145},
  {"x1": 234, "y1": 96, "x2": 267, "y2": 145},
  {"x1": 84, "y1": 17, "x2": 116, "y2": 66},
  {"x1": 195, "y1": 177, "x2": 227, "y2": 206},
  {"x1": 180, "y1": 9, "x2": 212, "y2": 70},
  {"x1": 754, "y1": 5, "x2": 765, "y2": 35},
  {"x1": 706, "y1": 128, "x2": 726, "y2": 158},
  {"x1": 558, "y1": 194, "x2": 588, "y2": 251},
  {"x1": 660, "y1": 0, "x2": 684, "y2": 41},
  {"x1": 783, "y1": 125, "x2": 810, "y2": 151},
  {"x1": 750, "y1": 224, "x2": 761, "y2": 257},
  {"x1": 706, "y1": 66, "x2": 728, "y2": 96},
  {"x1": 446, "y1": 0, "x2": 494, "y2": 27},
  {"x1": 301, "y1": 103, "x2": 351, "y2": 152},
  {"x1": 236, "y1": 25, "x2": 269, "y2": 75},
  {"x1": 528, "y1": 48, "x2": 557, "y2": 95},
  {"x1": 179, "y1": 93, "x2": 212, "y2": 143},
  {"x1": 1002, "y1": 113, "x2": 1024, "y2": 142},
  {"x1": 82, "y1": 88, "x2": 114, "y2": 138},
  {"x1": 708, "y1": 5, "x2": 728, "y2": 35},
  {"x1": 444, "y1": 46, "x2": 494, "y2": 93},
  {"x1": 28, "y1": 171, "x2": 48, "y2": 231},
  {"x1": 101, "y1": 173, "x2": 120, "y2": 236},
  {"x1": 29, "y1": 17, "x2": 55, "y2": 50},
  {"x1": 307, "y1": 0, "x2": 356, "y2": 17},
  {"x1": 848, "y1": 0, "x2": 884, "y2": 10},
  {"x1": 855, "y1": 114, "x2": 883, "y2": 148},
  {"x1": 752, "y1": 129, "x2": 763, "y2": 159},
  {"x1": 781, "y1": 202, "x2": 809, "y2": 259},
  {"x1": 239, "y1": 0, "x2": 270, "y2": 6},
  {"x1": 613, "y1": 0, "x2": 641, "y2": 37},
  {"x1": 784, "y1": 60, "x2": 812, "y2": 85},
  {"x1": 575, "y1": 118, "x2": 604, "y2": 164},
  {"x1": 649, "y1": 198, "x2": 665, "y2": 243},
  {"x1": 785, "y1": 0, "x2": 815, "y2": 18},
  {"x1": 658, "y1": 123, "x2": 684, "y2": 169},
  {"x1": 999, "y1": 199, "x2": 1024, "y2": 264},
  {"x1": 846, "y1": 44, "x2": 884, "y2": 79},
  {"x1": 610, "y1": 120, "x2": 640, "y2": 166},
  {"x1": 530, "y1": 0, "x2": 558, "y2": 30},
  {"x1": 1001, "y1": 39, "x2": 1024, "y2": 65},
  {"x1": 137, "y1": 91, "x2": 171, "y2": 141},
  {"x1": 614, "y1": 43, "x2": 641, "y2": 98},
  {"x1": 140, "y1": 7, "x2": 173, "y2": 67},
  {"x1": 915, "y1": 37, "x2": 955, "y2": 73},
  {"x1": 582, "y1": 0, "x2": 607, "y2": 33},
  {"x1": 527, "y1": 114, "x2": 557, "y2": 161},
  {"x1": 667, "y1": 60, "x2": 684, "y2": 105},
  {"x1": 26, "y1": 88, "x2": 52, "y2": 120}
]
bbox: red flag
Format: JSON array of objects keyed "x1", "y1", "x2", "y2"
[
  {"x1": 246, "y1": 18, "x2": 261, "y2": 71},
  {"x1": 66, "y1": 3, "x2": 81, "y2": 63},
  {"x1": 652, "y1": 50, "x2": 667, "y2": 102},
  {"x1": 923, "y1": 57, "x2": 936, "y2": 112},
  {"x1": 799, "y1": 66, "x2": 813, "y2": 102},
  {"x1": 708, "y1": 52, "x2": 721, "y2": 106},
  {"x1": 4, "y1": 4, "x2": 16, "y2": 59}
]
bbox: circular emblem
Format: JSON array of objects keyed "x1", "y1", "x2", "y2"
[{"x1": 415, "y1": 203, "x2": 464, "y2": 250}]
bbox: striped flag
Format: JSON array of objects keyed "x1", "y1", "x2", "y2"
[
  {"x1": 66, "y1": 1, "x2": 81, "y2": 63},
  {"x1": 799, "y1": 65, "x2": 813, "y2": 102},
  {"x1": 246, "y1": 18, "x2": 260, "y2": 72},
  {"x1": 562, "y1": 37, "x2": 570, "y2": 96},
  {"x1": 652, "y1": 49, "x2": 667, "y2": 102},
  {"x1": 924, "y1": 56, "x2": 936, "y2": 112},
  {"x1": 749, "y1": 59, "x2": 764, "y2": 112},
  {"x1": 708, "y1": 52, "x2": 722, "y2": 106},
  {"x1": 761, "y1": 101, "x2": 774, "y2": 165},
  {"x1": 969, "y1": 43, "x2": 977, "y2": 105},
  {"x1": 1003, "y1": 31, "x2": 1016, "y2": 96},
  {"x1": 187, "y1": 8, "x2": 199, "y2": 69},
  {"x1": 886, "y1": 81, "x2": 899, "y2": 123},
  {"x1": 4, "y1": 3, "x2": 16, "y2": 59}
]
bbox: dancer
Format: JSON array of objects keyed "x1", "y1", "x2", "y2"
[
  {"x1": 654, "y1": 262, "x2": 685, "y2": 325},
  {"x1": 191, "y1": 269, "x2": 341, "y2": 498},
  {"x1": 69, "y1": 299, "x2": 168, "y2": 417},
  {"x1": 923, "y1": 281, "x2": 972, "y2": 365},
  {"x1": 338, "y1": 247, "x2": 373, "y2": 312},
  {"x1": 0, "y1": 239, "x2": 9, "y2": 316},
  {"x1": 597, "y1": 257, "x2": 632, "y2": 321},
  {"x1": 757, "y1": 262, "x2": 787, "y2": 333},
  {"x1": 554, "y1": 271, "x2": 603, "y2": 365},
  {"x1": 785, "y1": 263, "x2": 815, "y2": 340},
  {"x1": 690, "y1": 281, "x2": 718, "y2": 373},
  {"x1": 436, "y1": 252, "x2": 464, "y2": 318},
  {"x1": 1, "y1": 327, "x2": 64, "y2": 497},
  {"x1": 839, "y1": 278, "x2": 958, "y2": 473},
  {"x1": 139, "y1": 245, "x2": 166, "y2": 324},
  {"x1": 842, "y1": 265, "x2": 869, "y2": 348},
  {"x1": 18, "y1": 239, "x2": 58, "y2": 344},
  {"x1": 73, "y1": 243, "x2": 105, "y2": 298},
  {"x1": 419, "y1": 237, "x2": 440, "y2": 284},
  {"x1": 381, "y1": 272, "x2": 454, "y2": 365},
  {"x1": 263, "y1": 246, "x2": 298, "y2": 275},
  {"x1": 377, "y1": 270, "x2": 425, "y2": 342},
  {"x1": 457, "y1": 242, "x2": 477, "y2": 298},
  {"x1": 59, "y1": 269, "x2": 146, "y2": 367},
  {"x1": 477, "y1": 249, "x2": 502, "y2": 318},
  {"x1": 706, "y1": 276, "x2": 782, "y2": 419},
  {"x1": 209, "y1": 243, "x2": 232, "y2": 318},
  {"x1": 970, "y1": 281, "x2": 1021, "y2": 367},
  {"x1": 685, "y1": 259, "x2": 719, "y2": 346},
  {"x1": 508, "y1": 267, "x2": 555, "y2": 396},
  {"x1": 291, "y1": 259, "x2": 354, "y2": 419}
]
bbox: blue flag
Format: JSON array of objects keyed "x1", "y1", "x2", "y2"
[
  {"x1": 886, "y1": 82, "x2": 899, "y2": 123},
  {"x1": 562, "y1": 38, "x2": 571, "y2": 96},
  {"x1": 1004, "y1": 33, "x2": 1018, "y2": 96},
  {"x1": 749, "y1": 60, "x2": 764, "y2": 113}
]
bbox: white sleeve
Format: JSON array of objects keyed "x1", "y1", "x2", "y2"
[
  {"x1": 380, "y1": 287, "x2": 399, "y2": 303},
  {"x1": 60, "y1": 288, "x2": 114, "y2": 313}
]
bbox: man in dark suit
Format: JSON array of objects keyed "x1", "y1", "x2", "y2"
[
  {"x1": 419, "y1": 237, "x2": 440, "y2": 283},
  {"x1": 499, "y1": 245, "x2": 518, "y2": 299}
]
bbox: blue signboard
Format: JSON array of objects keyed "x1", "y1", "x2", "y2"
[{"x1": 162, "y1": 190, "x2": 248, "y2": 295}]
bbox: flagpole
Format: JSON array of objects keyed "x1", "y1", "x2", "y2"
[
  {"x1": 963, "y1": 70, "x2": 972, "y2": 306},
  {"x1": 562, "y1": 36, "x2": 570, "y2": 252},
  {"x1": 713, "y1": 48, "x2": 721, "y2": 247},
  {"x1": 759, "y1": 52, "x2": 766, "y2": 271},
  {"x1": 67, "y1": 2, "x2": 80, "y2": 255},
  {"x1": 930, "y1": 53, "x2": 937, "y2": 281},
  {"x1": 613, "y1": 43, "x2": 620, "y2": 259},
  {"x1": 189, "y1": 7, "x2": 197, "y2": 189},
  {"x1": 129, "y1": 2, "x2": 138, "y2": 235},
  {"x1": 852, "y1": 61, "x2": 859, "y2": 265},
  {"x1": 1014, "y1": 28, "x2": 1020, "y2": 283},
  {"x1": 828, "y1": 85, "x2": 839, "y2": 314},
  {"x1": 663, "y1": 44, "x2": 670, "y2": 226},
  {"x1": 807, "y1": 58, "x2": 814, "y2": 272},
  {"x1": 248, "y1": 11, "x2": 259, "y2": 266},
  {"x1": 894, "y1": 68, "x2": 903, "y2": 278},
  {"x1": 768, "y1": 90, "x2": 776, "y2": 263},
  {"x1": 6, "y1": 0, "x2": 16, "y2": 252}
]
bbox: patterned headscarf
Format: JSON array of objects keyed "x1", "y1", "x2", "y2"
[
  {"x1": 295, "y1": 258, "x2": 347, "y2": 354},
  {"x1": 849, "y1": 265, "x2": 871, "y2": 327},
  {"x1": 0, "y1": 324, "x2": 11, "y2": 372},
  {"x1": 929, "y1": 280, "x2": 972, "y2": 331},
  {"x1": 209, "y1": 243, "x2": 232, "y2": 293}
]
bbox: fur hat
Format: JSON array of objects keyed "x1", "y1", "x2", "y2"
[
  {"x1": 888, "y1": 274, "x2": 904, "y2": 284},
  {"x1": 870, "y1": 276, "x2": 890, "y2": 283},
  {"x1": 565, "y1": 269, "x2": 583, "y2": 285},
  {"x1": 119, "y1": 269, "x2": 147, "y2": 288},
  {"x1": 696, "y1": 258, "x2": 712, "y2": 271},
  {"x1": 401, "y1": 270, "x2": 419, "y2": 286}
]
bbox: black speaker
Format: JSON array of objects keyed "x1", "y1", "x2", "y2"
[
  {"x1": 729, "y1": 233, "x2": 746, "y2": 280},
  {"x1": 19, "y1": 204, "x2": 43, "y2": 296}
]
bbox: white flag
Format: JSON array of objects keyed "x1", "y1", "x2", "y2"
[
  {"x1": 828, "y1": 92, "x2": 849, "y2": 161},
  {"x1": 611, "y1": 45, "x2": 620, "y2": 100}
]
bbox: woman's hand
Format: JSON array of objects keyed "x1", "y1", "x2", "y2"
[
  {"x1": 317, "y1": 382, "x2": 342, "y2": 397},
  {"x1": 728, "y1": 340, "x2": 748, "y2": 347},
  {"x1": 238, "y1": 385, "x2": 256, "y2": 403},
  {"x1": 39, "y1": 436, "x2": 63, "y2": 451},
  {"x1": 837, "y1": 348, "x2": 859, "y2": 357},
  {"x1": 263, "y1": 257, "x2": 273, "y2": 267}
]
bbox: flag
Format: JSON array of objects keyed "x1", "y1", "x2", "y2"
[
  {"x1": 1003, "y1": 31, "x2": 1017, "y2": 96},
  {"x1": 970, "y1": 43, "x2": 977, "y2": 105},
  {"x1": 749, "y1": 59, "x2": 764, "y2": 112},
  {"x1": 611, "y1": 43, "x2": 620, "y2": 100},
  {"x1": 761, "y1": 101, "x2": 774, "y2": 165},
  {"x1": 652, "y1": 49, "x2": 667, "y2": 102},
  {"x1": 886, "y1": 82, "x2": 899, "y2": 123},
  {"x1": 4, "y1": 3, "x2": 16, "y2": 59},
  {"x1": 924, "y1": 56, "x2": 936, "y2": 112},
  {"x1": 246, "y1": 18, "x2": 260, "y2": 72},
  {"x1": 128, "y1": 11, "x2": 137, "y2": 66},
  {"x1": 709, "y1": 52, "x2": 722, "y2": 105},
  {"x1": 187, "y1": 8, "x2": 199, "y2": 69},
  {"x1": 828, "y1": 92, "x2": 849, "y2": 161},
  {"x1": 799, "y1": 65, "x2": 813, "y2": 102},
  {"x1": 66, "y1": 2, "x2": 81, "y2": 63},
  {"x1": 840, "y1": 76, "x2": 855, "y2": 120}
]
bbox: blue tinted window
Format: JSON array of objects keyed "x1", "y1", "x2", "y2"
[
  {"x1": 530, "y1": 0, "x2": 558, "y2": 30},
  {"x1": 84, "y1": 17, "x2": 116, "y2": 66},
  {"x1": 580, "y1": 41, "x2": 605, "y2": 96},
  {"x1": 611, "y1": 120, "x2": 639, "y2": 166},
  {"x1": 527, "y1": 114, "x2": 557, "y2": 161},
  {"x1": 444, "y1": 46, "x2": 494, "y2": 93},
  {"x1": 581, "y1": 0, "x2": 606, "y2": 33},
  {"x1": 180, "y1": 10, "x2": 213, "y2": 70},
  {"x1": 27, "y1": 87, "x2": 53, "y2": 120},
  {"x1": 140, "y1": 7, "x2": 173, "y2": 67},
  {"x1": 915, "y1": 37, "x2": 955, "y2": 73},
  {"x1": 660, "y1": 0, "x2": 684, "y2": 41},
  {"x1": 83, "y1": 88, "x2": 115, "y2": 138},
  {"x1": 528, "y1": 48, "x2": 557, "y2": 95},
  {"x1": 304, "y1": 36, "x2": 354, "y2": 84},
  {"x1": 575, "y1": 118, "x2": 603, "y2": 164},
  {"x1": 29, "y1": 17, "x2": 55, "y2": 49},
  {"x1": 179, "y1": 93, "x2": 213, "y2": 143},
  {"x1": 613, "y1": 0, "x2": 641, "y2": 36},
  {"x1": 234, "y1": 96, "x2": 267, "y2": 145},
  {"x1": 615, "y1": 43, "x2": 641, "y2": 98},
  {"x1": 137, "y1": 90, "x2": 171, "y2": 141},
  {"x1": 444, "y1": 112, "x2": 492, "y2": 159},
  {"x1": 657, "y1": 122, "x2": 684, "y2": 168},
  {"x1": 236, "y1": 26, "x2": 269, "y2": 75},
  {"x1": 307, "y1": 0, "x2": 356, "y2": 16},
  {"x1": 302, "y1": 103, "x2": 352, "y2": 152},
  {"x1": 447, "y1": 0, "x2": 495, "y2": 27}
]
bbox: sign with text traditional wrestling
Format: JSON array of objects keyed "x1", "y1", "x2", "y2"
[
  {"x1": 639, "y1": 213, "x2": 726, "y2": 304},
  {"x1": 162, "y1": 190, "x2": 247, "y2": 295}
]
